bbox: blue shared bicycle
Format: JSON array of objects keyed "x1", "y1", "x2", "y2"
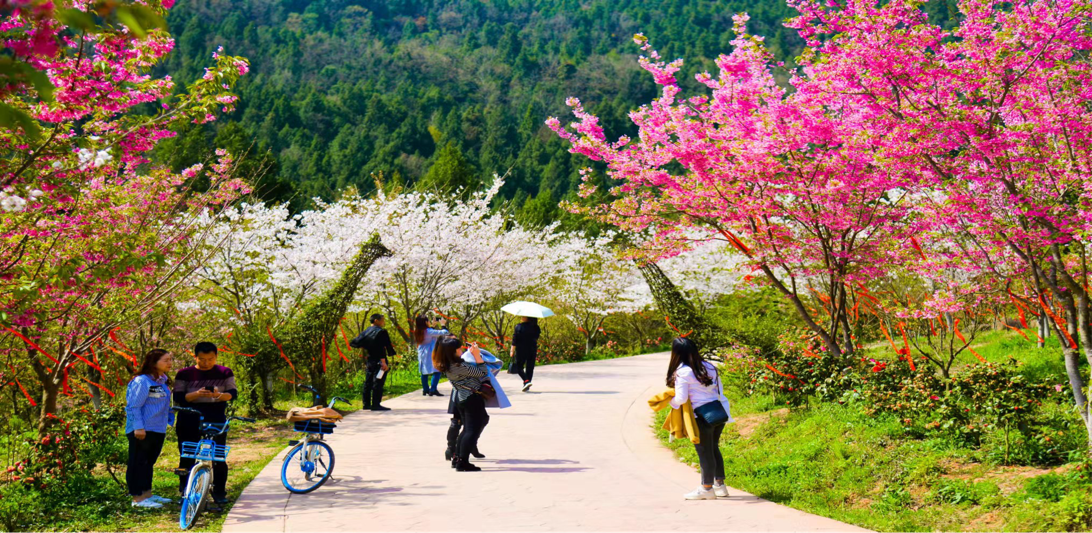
[
  {"x1": 172, "y1": 407, "x2": 254, "y2": 530},
  {"x1": 280, "y1": 385, "x2": 347, "y2": 494}
]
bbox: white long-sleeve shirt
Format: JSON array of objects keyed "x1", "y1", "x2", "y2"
[{"x1": 670, "y1": 362, "x2": 733, "y2": 422}]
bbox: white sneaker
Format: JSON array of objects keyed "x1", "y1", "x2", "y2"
[
  {"x1": 149, "y1": 495, "x2": 172, "y2": 504},
  {"x1": 522, "y1": 382, "x2": 532, "y2": 392},
  {"x1": 684, "y1": 486, "x2": 717, "y2": 500},
  {"x1": 713, "y1": 483, "x2": 730, "y2": 498},
  {"x1": 131, "y1": 499, "x2": 163, "y2": 509}
]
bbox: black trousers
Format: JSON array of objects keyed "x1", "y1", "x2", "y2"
[
  {"x1": 362, "y1": 361, "x2": 387, "y2": 407},
  {"x1": 455, "y1": 394, "x2": 488, "y2": 462},
  {"x1": 126, "y1": 431, "x2": 165, "y2": 497},
  {"x1": 693, "y1": 417, "x2": 726, "y2": 485},
  {"x1": 176, "y1": 423, "x2": 228, "y2": 498},
  {"x1": 447, "y1": 394, "x2": 488, "y2": 453},
  {"x1": 513, "y1": 351, "x2": 536, "y2": 383}
]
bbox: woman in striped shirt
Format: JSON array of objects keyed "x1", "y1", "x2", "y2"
[{"x1": 434, "y1": 336, "x2": 488, "y2": 472}]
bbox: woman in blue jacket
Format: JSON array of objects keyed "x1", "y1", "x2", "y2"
[
  {"x1": 414, "y1": 314, "x2": 449, "y2": 396},
  {"x1": 125, "y1": 348, "x2": 174, "y2": 509}
]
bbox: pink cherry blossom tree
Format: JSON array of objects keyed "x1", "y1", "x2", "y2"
[
  {"x1": 549, "y1": 16, "x2": 923, "y2": 359},
  {"x1": 0, "y1": 1, "x2": 250, "y2": 429},
  {"x1": 787, "y1": 0, "x2": 1092, "y2": 450}
]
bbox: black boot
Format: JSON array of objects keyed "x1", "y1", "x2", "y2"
[
  {"x1": 455, "y1": 458, "x2": 481, "y2": 472},
  {"x1": 471, "y1": 447, "x2": 485, "y2": 459},
  {"x1": 445, "y1": 447, "x2": 454, "y2": 461}
]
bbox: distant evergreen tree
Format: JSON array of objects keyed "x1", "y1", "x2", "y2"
[{"x1": 418, "y1": 141, "x2": 477, "y2": 195}]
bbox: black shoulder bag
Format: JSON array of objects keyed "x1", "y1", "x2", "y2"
[{"x1": 693, "y1": 372, "x2": 730, "y2": 425}]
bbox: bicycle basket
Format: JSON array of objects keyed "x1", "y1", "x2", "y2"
[
  {"x1": 293, "y1": 420, "x2": 336, "y2": 434},
  {"x1": 180, "y1": 441, "x2": 231, "y2": 462}
]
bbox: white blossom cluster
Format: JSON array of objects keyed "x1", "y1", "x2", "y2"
[
  {"x1": 185, "y1": 178, "x2": 638, "y2": 328},
  {"x1": 554, "y1": 232, "x2": 644, "y2": 317},
  {"x1": 1, "y1": 187, "x2": 44, "y2": 213},
  {"x1": 76, "y1": 148, "x2": 113, "y2": 169},
  {"x1": 623, "y1": 239, "x2": 748, "y2": 308}
]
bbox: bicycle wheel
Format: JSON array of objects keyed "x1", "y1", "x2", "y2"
[
  {"x1": 180, "y1": 465, "x2": 211, "y2": 530},
  {"x1": 281, "y1": 440, "x2": 335, "y2": 494}
]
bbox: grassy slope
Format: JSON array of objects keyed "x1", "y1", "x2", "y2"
[{"x1": 656, "y1": 329, "x2": 1092, "y2": 532}]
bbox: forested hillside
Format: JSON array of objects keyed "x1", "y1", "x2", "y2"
[
  {"x1": 157, "y1": 0, "x2": 961, "y2": 221},
  {"x1": 155, "y1": 0, "x2": 813, "y2": 223}
]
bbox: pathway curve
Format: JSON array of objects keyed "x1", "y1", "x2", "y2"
[{"x1": 224, "y1": 353, "x2": 865, "y2": 532}]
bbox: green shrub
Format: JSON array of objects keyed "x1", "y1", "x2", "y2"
[
  {"x1": 0, "y1": 405, "x2": 130, "y2": 530},
  {"x1": 1022, "y1": 473, "x2": 1069, "y2": 502},
  {"x1": 875, "y1": 486, "x2": 911, "y2": 512},
  {"x1": 847, "y1": 357, "x2": 1062, "y2": 464},
  {"x1": 5, "y1": 405, "x2": 127, "y2": 492},
  {"x1": 708, "y1": 289, "x2": 796, "y2": 358},
  {"x1": 0, "y1": 481, "x2": 43, "y2": 531},
  {"x1": 931, "y1": 478, "x2": 999, "y2": 505},
  {"x1": 1049, "y1": 490, "x2": 1092, "y2": 531}
]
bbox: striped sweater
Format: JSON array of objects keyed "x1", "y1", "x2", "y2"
[{"x1": 445, "y1": 362, "x2": 488, "y2": 402}]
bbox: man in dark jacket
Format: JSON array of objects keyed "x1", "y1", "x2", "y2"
[
  {"x1": 173, "y1": 342, "x2": 237, "y2": 505},
  {"x1": 351, "y1": 313, "x2": 396, "y2": 411}
]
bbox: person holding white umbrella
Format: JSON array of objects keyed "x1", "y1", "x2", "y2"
[{"x1": 502, "y1": 301, "x2": 552, "y2": 392}]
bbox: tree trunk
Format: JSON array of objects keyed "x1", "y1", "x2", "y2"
[
  {"x1": 262, "y1": 372, "x2": 275, "y2": 411},
  {"x1": 88, "y1": 367, "x2": 103, "y2": 411},
  {"x1": 1072, "y1": 287, "x2": 1092, "y2": 455},
  {"x1": 636, "y1": 261, "x2": 730, "y2": 353},
  {"x1": 37, "y1": 378, "x2": 59, "y2": 434}
]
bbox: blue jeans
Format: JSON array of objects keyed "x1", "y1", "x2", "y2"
[{"x1": 420, "y1": 372, "x2": 440, "y2": 393}]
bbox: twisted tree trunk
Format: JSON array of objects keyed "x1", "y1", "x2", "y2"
[{"x1": 636, "y1": 261, "x2": 730, "y2": 356}]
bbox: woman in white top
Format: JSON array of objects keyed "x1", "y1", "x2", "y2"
[{"x1": 667, "y1": 337, "x2": 733, "y2": 500}]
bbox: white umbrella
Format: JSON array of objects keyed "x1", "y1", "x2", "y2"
[{"x1": 500, "y1": 301, "x2": 554, "y2": 318}]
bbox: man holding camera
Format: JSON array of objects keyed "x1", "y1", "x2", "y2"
[
  {"x1": 351, "y1": 313, "x2": 397, "y2": 411},
  {"x1": 173, "y1": 342, "x2": 237, "y2": 506}
]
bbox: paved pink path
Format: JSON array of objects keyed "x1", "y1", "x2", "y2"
[{"x1": 224, "y1": 353, "x2": 866, "y2": 532}]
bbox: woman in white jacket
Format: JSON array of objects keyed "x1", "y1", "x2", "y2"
[{"x1": 667, "y1": 337, "x2": 733, "y2": 500}]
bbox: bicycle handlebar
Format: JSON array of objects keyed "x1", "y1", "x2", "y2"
[
  {"x1": 328, "y1": 396, "x2": 349, "y2": 410},
  {"x1": 173, "y1": 407, "x2": 255, "y2": 435}
]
